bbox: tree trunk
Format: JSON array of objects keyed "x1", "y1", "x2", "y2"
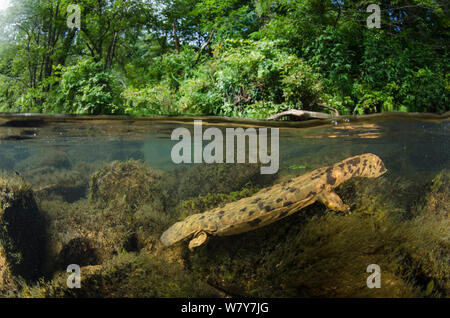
[
  {"x1": 172, "y1": 21, "x2": 181, "y2": 54},
  {"x1": 105, "y1": 31, "x2": 118, "y2": 70},
  {"x1": 194, "y1": 30, "x2": 216, "y2": 66}
]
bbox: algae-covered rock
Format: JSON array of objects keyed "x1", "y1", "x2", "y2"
[
  {"x1": 22, "y1": 161, "x2": 101, "y2": 203},
  {"x1": 89, "y1": 160, "x2": 167, "y2": 210},
  {"x1": 41, "y1": 199, "x2": 137, "y2": 273},
  {"x1": 0, "y1": 245, "x2": 17, "y2": 293},
  {"x1": 0, "y1": 173, "x2": 46, "y2": 292}
]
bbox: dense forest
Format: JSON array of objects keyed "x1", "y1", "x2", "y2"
[{"x1": 0, "y1": 0, "x2": 448, "y2": 117}]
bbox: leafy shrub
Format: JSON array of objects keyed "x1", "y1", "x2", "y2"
[
  {"x1": 55, "y1": 59, "x2": 124, "y2": 115},
  {"x1": 357, "y1": 31, "x2": 449, "y2": 113},
  {"x1": 122, "y1": 84, "x2": 178, "y2": 115},
  {"x1": 141, "y1": 47, "x2": 198, "y2": 90},
  {"x1": 305, "y1": 26, "x2": 357, "y2": 97},
  {"x1": 399, "y1": 68, "x2": 449, "y2": 113}
]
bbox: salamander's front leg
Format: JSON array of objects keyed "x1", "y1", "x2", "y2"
[
  {"x1": 318, "y1": 191, "x2": 350, "y2": 214},
  {"x1": 188, "y1": 231, "x2": 209, "y2": 251}
]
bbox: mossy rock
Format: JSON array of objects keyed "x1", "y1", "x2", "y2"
[
  {"x1": 40, "y1": 199, "x2": 139, "y2": 274},
  {"x1": 0, "y1": 245, "x2": 17, "y2": 294},
  {"x1": 89, "y1": 160, "x2": 167, "y2": 210},
  {"x1": 0, "y1": 173, "x2": 46, "y2": 292},
  {"x1": 23, "y1": 166, "x2": 91, "y2": 203}
]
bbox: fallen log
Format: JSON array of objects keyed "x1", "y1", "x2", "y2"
[{"x1": 268, "y1": 109, "x2": 335, "y2": 120}]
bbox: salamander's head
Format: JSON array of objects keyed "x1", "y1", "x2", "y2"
[
  {"x1": 160, "y1": 214, "x2": 216, "y2": 248},
  {"x1": 359, "y1": 153, "x2": 387, "y2": 178},
  {"x1": 160, "y1": 217, "x2": 198, "y2": 247}
]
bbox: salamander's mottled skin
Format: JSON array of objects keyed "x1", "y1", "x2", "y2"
[{"x1": 160, "y1": 153, "x2": 387, "y2": 250}]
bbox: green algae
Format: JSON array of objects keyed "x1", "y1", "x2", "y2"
[
  {"x1": 89, "y1": 160, "x2": 168, "y2": 211},
  {"x1": 17, "y1": 252, "x2": 221, "y2": 298}
]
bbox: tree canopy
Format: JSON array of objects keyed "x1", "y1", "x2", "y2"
[{"x1": 0, "y1": 0, "x2": 448, "y2": 116}]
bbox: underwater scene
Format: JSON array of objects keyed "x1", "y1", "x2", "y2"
[{"x1": 0, "y1": 113, "x2": 448, "y2": 298}]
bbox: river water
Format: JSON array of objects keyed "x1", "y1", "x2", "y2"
[{"x1": 0, "y1": 113, "x2": 448, "y2": 298}]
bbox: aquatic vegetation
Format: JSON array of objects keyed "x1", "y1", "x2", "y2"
[
  {"x1": 57, "y1": 238, "x2": 102, "y2": 268},
  {"x1": 40, "y1": 198, "x2": 138, "y2": 274},
  {"x1": 18, "y1": 252, "x2": 220, "y2": 298},
  {"x1": 421, "y1": 169, "x2": 450, "y2": 219},
  {"x1": 0, "y1": 173, "x2": 46, "y2": 293},
  {"x1": 89, "y1": 160, "x2": 168, "y2": 211},
  {"x1": 175, "y1": 163, "x2": 274, "y2": 201},
  {"x1": 288, "y1": 164, "x2": 310, "y2": 170}
]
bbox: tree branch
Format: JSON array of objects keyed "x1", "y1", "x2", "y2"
[
  {"x1": 268, "y1": 109, "x2": 334, "y2": 120},
  {"x1": 194, "y1": 30, "x2": 216, "y2": 66}
]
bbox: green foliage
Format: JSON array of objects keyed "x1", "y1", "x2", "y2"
[
  {"x1": 122, "y1": 84, "x2": 178, "y2": 115},
  {"x1": 55, "y1": 59, "x2": 124, "y2": 114},
  {"x1": 0, "y1": 0, "x2": 448, "y2": 115},
  {"x1": 179, "y1": 40, "x2": 323, "y2": 117}
]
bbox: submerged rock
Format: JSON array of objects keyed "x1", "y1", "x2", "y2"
[
  {"x1": 24, "y1": 162, "x2": 100, "y2": 203},
  {"x1": 16, "y1": 149, "x2": 73, "y2": 171},
  {"x1": 57, "y1": 237, "x2": 102, "y2": 268},
  {"x1": 0, "y1": 173, "x2": 46, "y2": 293},
  {"x1": 89, "y1": 160, "x2": 167, "y2": 210}
]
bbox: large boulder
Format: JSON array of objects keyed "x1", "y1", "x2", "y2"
[
  {"x1": 89, "y1": 160, "x2": 167, "y2": 210},
  {"x1": 0, "y1": 173, "x2": 46, "y2": 293}
]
